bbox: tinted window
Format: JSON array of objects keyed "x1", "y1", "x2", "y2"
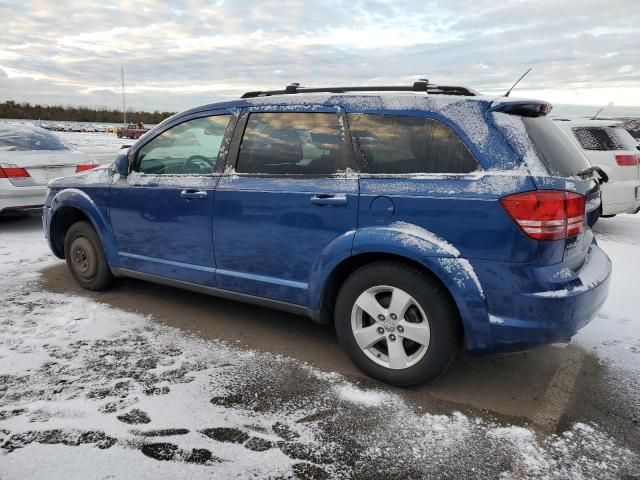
[
  {"x1": 137, "y1": 115, "x2": 230, "y2": 175},
  {"x1": 236, "y1": 113, "x2": 343, "y2": 175},
  {"x1": 522, "y1": 117, "x2": 591, "y2": 176},
  {"x1": 572, "y1": 127, "x2": 624, "y2": 151},
  {"x1": 348, "y1": 114, "x2": 479, "y2": 174},
  {"x1": 0, "y1": 125, "x2": 69, "y2": 151}
]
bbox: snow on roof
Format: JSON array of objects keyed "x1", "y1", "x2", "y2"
[{"x1": 553, "y1": 119, "x2": 623, "y2": 128}]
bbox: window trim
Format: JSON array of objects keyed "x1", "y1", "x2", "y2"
[
  {"x1": 345, "y1": 112, "x2": 482, "y2": 177},
  {"x1": 225, "y1": 106, "x2": 357, "y2": 178},
  {"x1": 129, "y1": 110, "x2": 238, "y2": 176}
]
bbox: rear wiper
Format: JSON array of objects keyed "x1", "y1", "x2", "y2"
[{"x1": 577, "y1": 166, "x2": 608, "y2": 185}]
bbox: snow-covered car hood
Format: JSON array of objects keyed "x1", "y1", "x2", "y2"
[{"x1": 48, "y1": 164, "x2": 118, "y2": 188}]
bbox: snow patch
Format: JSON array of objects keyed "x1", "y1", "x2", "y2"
[
  {"x1": 389, "y1": 221, "x2": 460, "y2": 257},
  {"x1": 49, "y1": 165, "x2": 116, "y2": 187},
  {"x1": 335, "y1": 385, "x2": 392, "y2": 407},
  {"x1": 439, "y1": 258, "x2": 485, "y2": 299},
  {"x1": 491, "y1": 112, "x2": 548, "y2": 176},
  {"x1": 126, "y1": 171, "x2": 217, "y2": 187}
]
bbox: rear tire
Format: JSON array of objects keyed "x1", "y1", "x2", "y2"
[
  {"x1": 335, "y1": 261, "x2": 460, "y2": 386},
  {"x1": 64, "y1": 221, "x2": 113, "y2": 291}
]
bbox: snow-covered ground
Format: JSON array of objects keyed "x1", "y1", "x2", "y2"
[
  {"x1": 0, "y1": 217, "x2": 639, "y2": 478},
  {"x1": 577, "y1": 216, "x2": 640, "y2": 370},
  {"x1": 55, "y1": 131, "x2": 127, "y2": 165},
  {"x1": 0, "y1": 125, "x2": 638, "y2": 478}
]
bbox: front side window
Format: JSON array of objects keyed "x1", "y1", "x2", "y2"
[
  {"x1": 137, "y1": 115, "x2": 231, "y2": 175},
  {"x1": 348, "y1": 114, "x2": 479, "y2": 174},
  {"x1": 236, "y1": 112, "x2": 344, "y2": 175}
]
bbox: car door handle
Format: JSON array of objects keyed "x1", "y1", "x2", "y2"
[
  {"x1": 310, "y1": 194, "x2": 348, "y2": 206},
  {"x1": 180, "y1": 189, "x2": 208, "y2": 200}
]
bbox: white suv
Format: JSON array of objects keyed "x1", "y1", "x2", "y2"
[{"x1": 555, "y1": 119, "x2": 640, "y2": 216}]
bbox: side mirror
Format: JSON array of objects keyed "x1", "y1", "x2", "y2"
[{"x1": 115, "y1": 152, "x2": 130, "y2": 178}]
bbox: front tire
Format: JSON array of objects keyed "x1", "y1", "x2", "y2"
[
  {"x1": 64, "y1": 221, "x2": 114, "y2": 291},
  {"x1": 335, "y1": 261, "x2": 460, "y2": 386}
]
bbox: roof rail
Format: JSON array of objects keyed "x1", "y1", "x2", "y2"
[{"x1": 241, "y1": 80, "x2": 476, "y2": 99}]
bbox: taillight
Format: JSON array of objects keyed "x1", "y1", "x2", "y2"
[
  {"x1": 615, "y1": 154, "x2": 639, "y2": 166},
  {"x1": 75, "y1": 162, "x2": 100, "y2": 173},
  {"x1": 0, "y1": 164, "x2": 30, "y2": 178},
  {"x1": 500, "y1": 191, "x2": 585, "y2": 241}
]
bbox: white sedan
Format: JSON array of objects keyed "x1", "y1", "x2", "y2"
[{"x1": 0, "y1": 123, "x2": 98, "y2": 215}]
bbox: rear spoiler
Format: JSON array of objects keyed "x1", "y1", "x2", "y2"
[{"x1": 488, "y1": 100, "x2": 553, "y2": 117}]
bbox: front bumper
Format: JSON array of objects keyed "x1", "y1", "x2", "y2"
[{"x1": 468, "y1": 243, "x2": 611, "y2": 353}]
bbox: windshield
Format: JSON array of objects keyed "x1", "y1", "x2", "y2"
[
  {"x1": 0, "y1": 125, "x2": 70, "y2": 152},
  {"x1": 522, "y1": 116, "x2": 591, "y2": 177}
]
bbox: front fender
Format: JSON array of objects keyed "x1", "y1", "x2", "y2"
[
  {"x1": 351, "y1": 225, "x2": 490, "y2": 350},
  {"x1": 48, "y1": 188, "x2": 117, "y2": 263}
]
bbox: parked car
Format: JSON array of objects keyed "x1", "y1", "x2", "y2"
[
  {"x1": 43, "y1": 83, "x2": 611, "y2": 386},
  {"x1": 555, "y1": 119, "x2": 640, "y2": 216},
  {"x1": 117, "y1": 123, "x2": 150, "y2": 139},
  {"x1": 0, "y1": 123, "x2": 98, "y2": 215}
]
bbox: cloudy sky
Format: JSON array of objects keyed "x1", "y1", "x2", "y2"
[{"x1": 0, "y1": 0, "x2": 638, "y2": 113}]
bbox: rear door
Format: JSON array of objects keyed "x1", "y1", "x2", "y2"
[
  {"x1": 109, "y1": 111, "x2": 236, "y2": 285},
  {"x1": 212, "y1": 106, "x2": 358, "y2": 306}
]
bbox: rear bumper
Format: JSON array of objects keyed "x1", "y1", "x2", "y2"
[
  {"x1": 0, "y1": 182, "x2": 47, "y2": 214},
  {"x1": 601, "y1": 180, "x2": 640, "y2": 215},
  {"x1": 467, "y1": 243, "x2": 611, "y2": 353}
]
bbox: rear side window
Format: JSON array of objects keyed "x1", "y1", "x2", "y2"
[
  {"x1": 572, "y1": 127, "x2": 631, "y2": 151},
  {"x1": 137, "y1": 115, "x2": 230, "y2": 175},
  {"x1": 571, "y1": 127, "x2": 637, "y2": 151},
  {"x1": 522, "y1": 117, "x2": 591, "y2": 177},
  {"x1": 236, "y1": 112, "x2": 344, "y2": 175},
  {"x1": 347, "y1": 114, "x2": 479, "y2": 174},
  {"x1": 0, "y1": 126, "x2": 69, "y2": 151}
]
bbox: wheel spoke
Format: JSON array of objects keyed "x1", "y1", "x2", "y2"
[
  {"x1": 353, "y1": 325, "x2": 385, "y2": 349},
  {"x1": 355, "y1": 291, "x2": 386, "y2": 320},
  {"x1": 387, "y1": 338, "x2": 409, "y2": 369},
  {"x1": 399, "y1": 322, "x2": 430, "y2": 346},
  {"x1": 388, "y1": 287, "x2": 413, "y2": 319}
]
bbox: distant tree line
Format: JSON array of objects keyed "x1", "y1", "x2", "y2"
[{"x1": 0, "y1": 100, "x2": 175, "y2": 124}]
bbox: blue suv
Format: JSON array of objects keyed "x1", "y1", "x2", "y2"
[{"x1": 43, "y1": 82, "x2": 611, "y2": 386}]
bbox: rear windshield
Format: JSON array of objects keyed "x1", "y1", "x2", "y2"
[
  {"x1": 0, "y1": 125, "x2": 70, "y2": 151},
  {"x1": 522, "y1": 117, "x2": 591, "y2": 177},
  {"x1": 572, "y1": 126, "x2": 633, "y2": 151}
]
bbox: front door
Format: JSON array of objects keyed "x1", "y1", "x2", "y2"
[
  {"x1": 213, "y1": 107, "x2": 358, "y2": 306},
  {"x1": 110, "y1": 111, "x2": 235, "y2": 284}
]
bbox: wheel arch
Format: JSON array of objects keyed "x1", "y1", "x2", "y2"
[
  {"x1": 48, "y1": 189, "x2": 116, "y2": 262},
  {"x1": 311, "y1": 227, "x2": 490, "y2": 351}
]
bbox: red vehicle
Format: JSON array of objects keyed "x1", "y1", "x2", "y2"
[{"x1": 116, "y1": 123, "x2": 149, "y2": 139}]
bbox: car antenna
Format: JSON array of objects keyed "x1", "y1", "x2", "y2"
[
  {"x1": 591, "y1": 106, "x2": 605, "y2": 120},
  {"x1": 504, "y1": 68, "x2": 532, "y2": 97}
]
